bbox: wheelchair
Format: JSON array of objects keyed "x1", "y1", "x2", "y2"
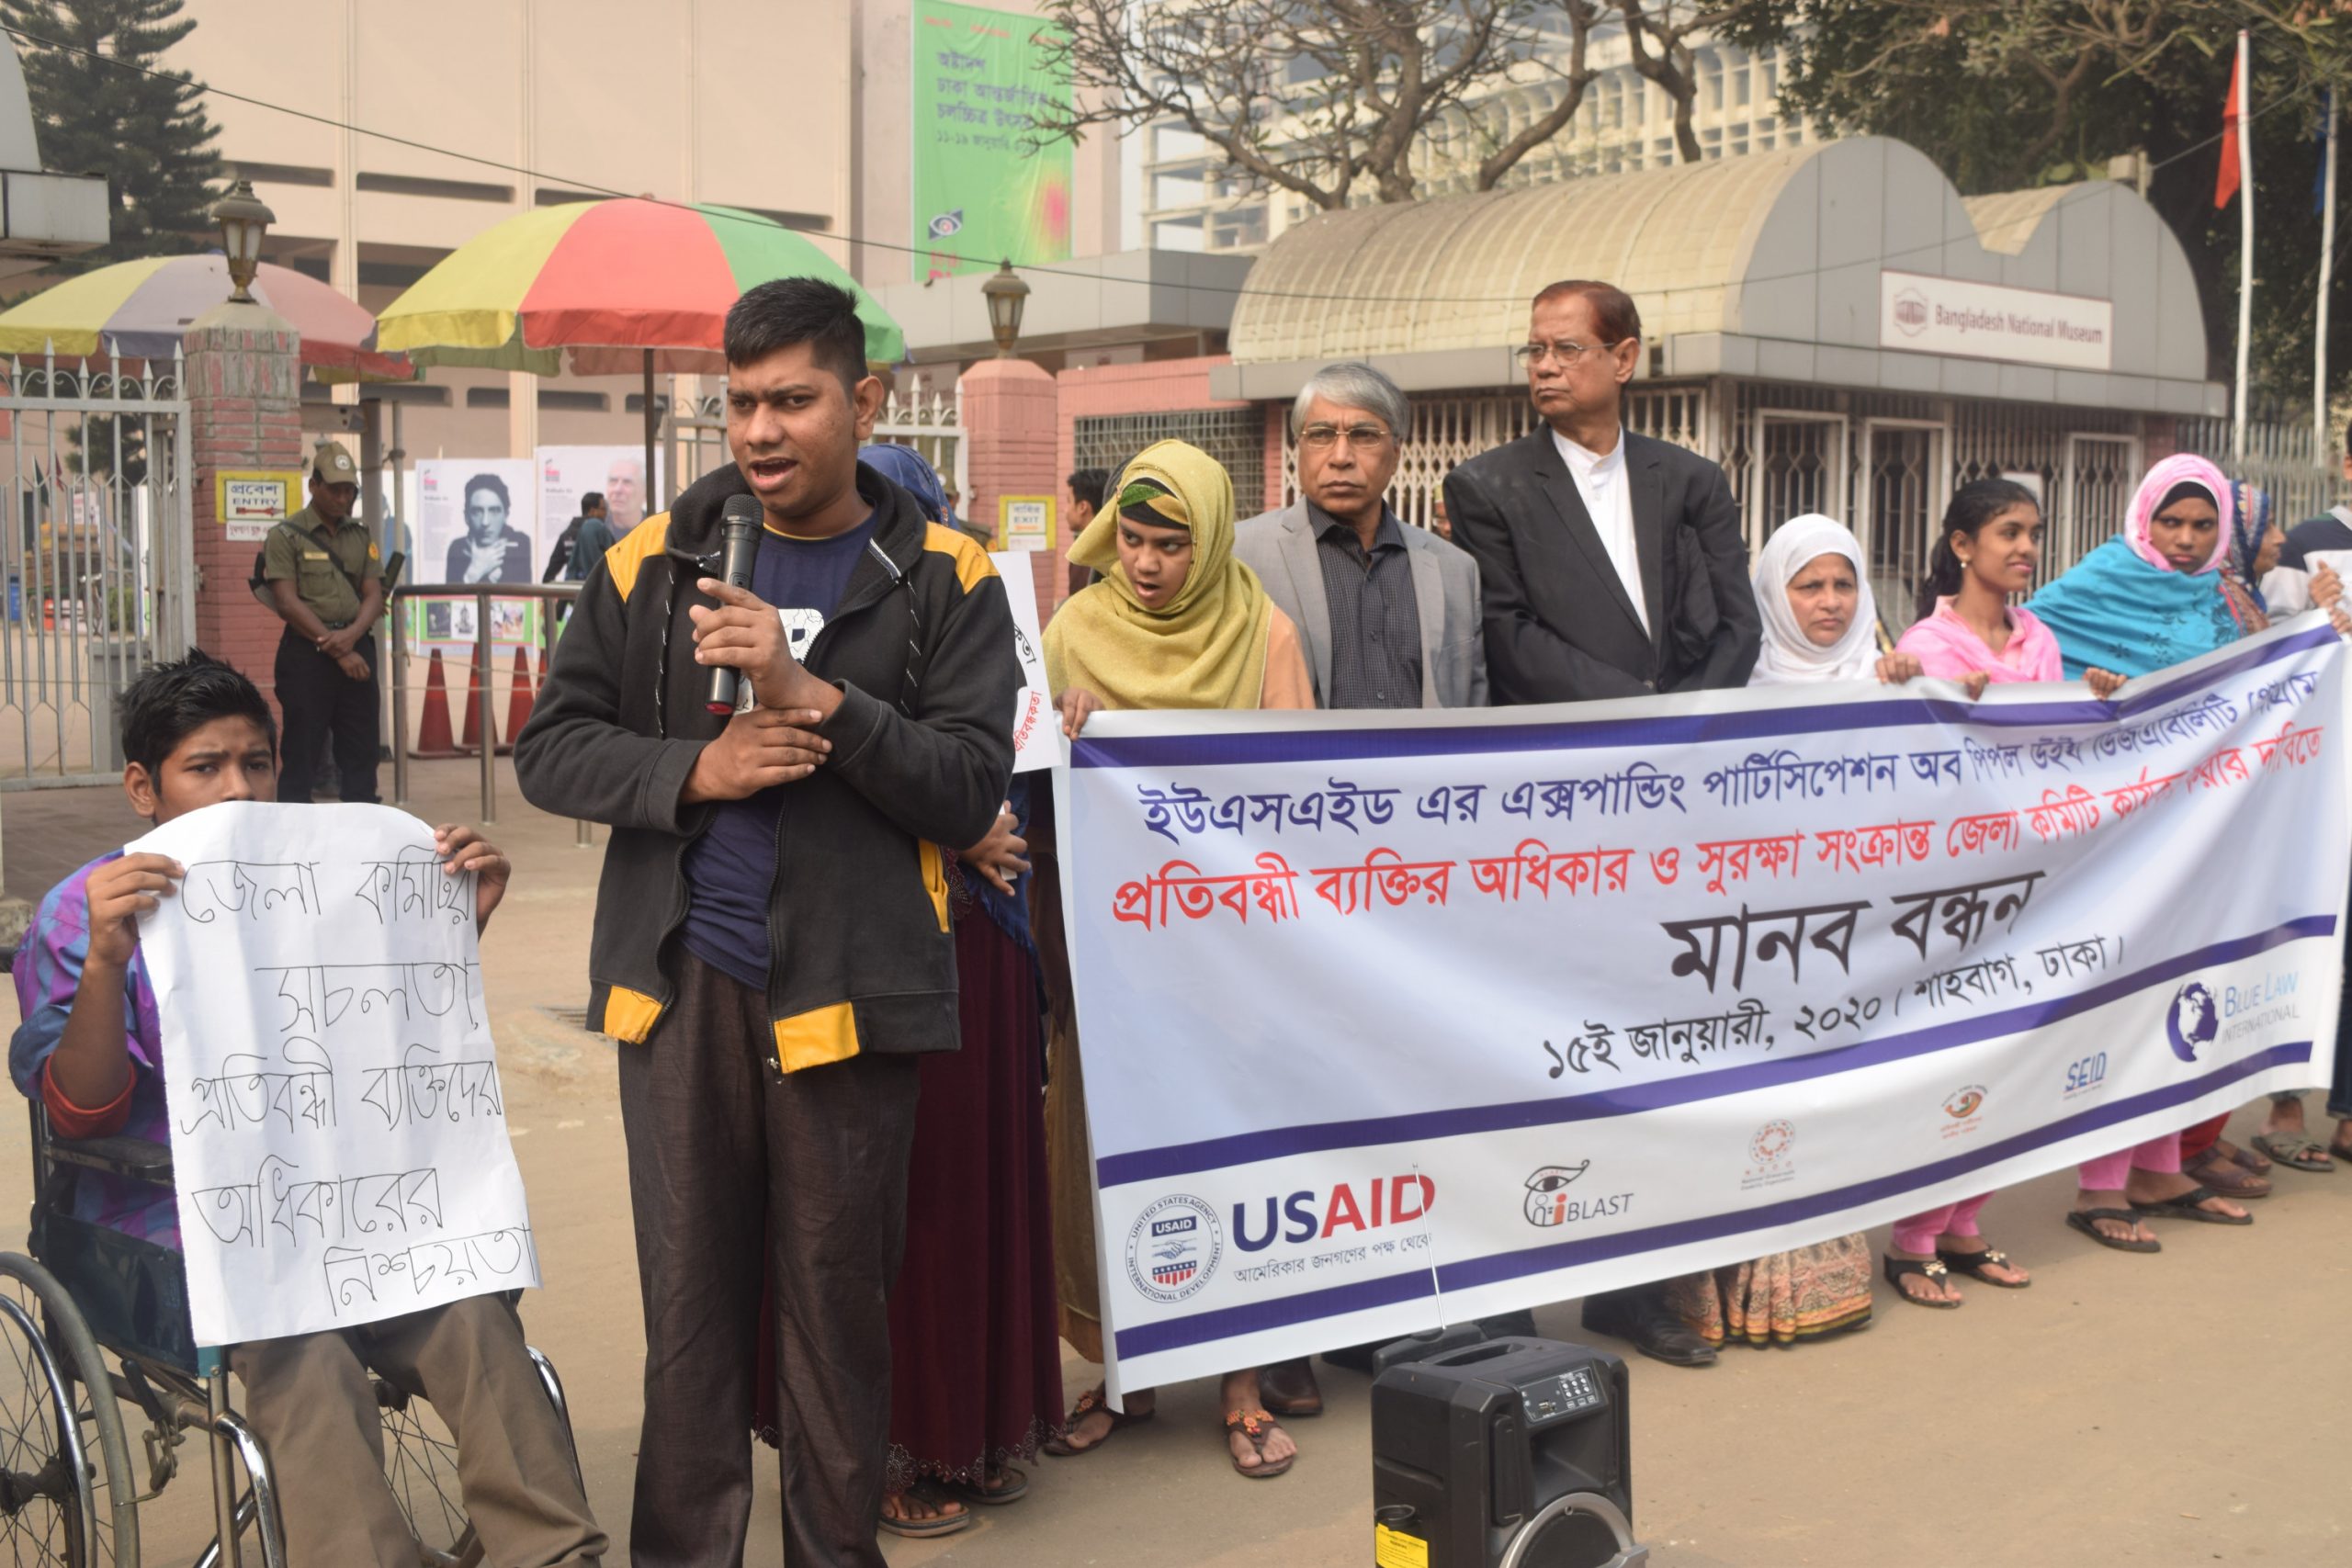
[{"x1": 0, "y1": 1103, "x2": 583, "y2": 1567}]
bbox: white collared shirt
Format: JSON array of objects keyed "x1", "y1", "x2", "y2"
[{"x1": 1551, "y1": 425, "x2": 1647, "y2": 633}]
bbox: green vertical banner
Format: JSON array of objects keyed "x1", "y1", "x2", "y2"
[{"x1": 911, "y1": 0, "x2": 1072, "y2": 280}]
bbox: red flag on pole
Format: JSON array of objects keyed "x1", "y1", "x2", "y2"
[{"x1": 2217, "y1": 36, "x2": 2245, "y2": 209}]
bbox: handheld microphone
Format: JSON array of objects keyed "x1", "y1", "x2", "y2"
[{"x1": 706, "y1": 494, "x2": 764, "y2": 714}]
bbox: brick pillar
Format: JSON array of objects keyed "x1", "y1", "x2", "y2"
[
  {"x1": 958, "y1": 355, "x2": 1060, "y2": 618},
  {"x1": 187, "y1": 300, "x2": 303, "y2": 719}
]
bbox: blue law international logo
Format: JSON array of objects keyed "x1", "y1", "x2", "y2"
[
  {"x1": 1125, "y1": 1194, "x2": 1221, "y2": 1304},
  {"x1": 2167, "y1": 982, "x2": 2220, "y2": 1063}
]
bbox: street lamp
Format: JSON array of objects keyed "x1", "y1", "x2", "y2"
[
  {"x1": 980, "y1": 259, "x2": 1029, "y2": 358},
  {"x1": 209, "y1": 179, "x2": 277, "y2": 304}
]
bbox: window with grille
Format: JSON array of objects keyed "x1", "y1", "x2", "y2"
[{"x1": 1073, "y1": 409, "x2": 1268, "y2": 518}]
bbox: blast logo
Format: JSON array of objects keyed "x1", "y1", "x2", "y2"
[
  {"x1": 1233, "y1": 1175, "x2": 1435, "y2": 1252},
  {"x1": 1741, "y1": 1119, "x2": 1796, "y2": 1190},
  {"x1": 1125, "y1": 1194, "x2": 1221, "y2": 1304},
  {"x1": 1941, "y1": 1083, "x2": 1987, "y2": 1138},
  {"x1": 1523, "y1": 1162, "x2": 1633, "y2": 1227}
]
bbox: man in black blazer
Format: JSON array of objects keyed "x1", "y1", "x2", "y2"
[
  {"x1": 1444, "y1": 281, "x2": 1758, "y2": 702},
  {"x1": 1442, "y1": 279, "x2": 1761, "y2": 1368}
]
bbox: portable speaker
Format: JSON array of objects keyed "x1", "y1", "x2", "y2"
[{"x1": 1370, "y1": 1336, "x2": 1645, "y2": 1568}]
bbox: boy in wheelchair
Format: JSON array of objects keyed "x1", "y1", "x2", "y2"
[{"x1": 8, "y1": 651, "x2": 607, "y2": 1567}]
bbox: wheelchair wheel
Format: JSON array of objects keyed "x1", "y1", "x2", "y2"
[
  {"x1": 374, "y1": 1380, "x2": 480, "y2": 1568},
  {"x1": 0, "y1": 1255, "x2": 139, "y2": 1566}
]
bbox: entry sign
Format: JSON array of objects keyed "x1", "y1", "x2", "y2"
[
  {"x1": 1000, "y1": 494, "x2": 1054, "y2": 553},
  {"x1": 216, "y1": 469, "x2": 304, "y2": 544},
  {"x1": 1879, "y1": 270, "x2": 2113, "y2": 372}
]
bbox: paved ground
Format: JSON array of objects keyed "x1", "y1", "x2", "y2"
[{"x1": 0, "y1": 759, "x2": 2346, "y2": 1566}]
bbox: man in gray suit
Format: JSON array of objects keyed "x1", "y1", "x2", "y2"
[
  {"x1": 1237, "y1": 362, "x2": 1487, "y2": 711},
  {"x1": 1236, "y1": 363, "x2": 1487, "y2": 1422}
]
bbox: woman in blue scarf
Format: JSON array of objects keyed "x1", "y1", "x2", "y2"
[{"x1": 2027, "y1": 454, "x2": 2266, "y2": 1247}]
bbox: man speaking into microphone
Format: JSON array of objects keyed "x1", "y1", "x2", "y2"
[{"x1": 515, "y1": 277, "x2": 1018, "y2": 1567}]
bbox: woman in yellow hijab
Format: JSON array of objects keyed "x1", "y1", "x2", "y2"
[
  {"x1": 1045, "y1": 438, "x2": 1312, "y2": 721},
  {"x1": 1038, "y1": 440, "x2": 1310, "y2": 1481}
]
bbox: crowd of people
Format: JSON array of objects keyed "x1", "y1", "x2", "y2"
[{"x1": 12, "y1": 270, "x2": 2352, "y2": 1567}]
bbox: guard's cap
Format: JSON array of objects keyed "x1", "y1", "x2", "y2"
[{"x1": 312, "y1": 446, "x2": 359, "y2": 484}]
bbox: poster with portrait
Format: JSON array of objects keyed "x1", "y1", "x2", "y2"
[
  {"x1": 416, "y1": 458, "x2": 539, "y2": 591},
  {"x1": 536, "y1": 445, "x2": 662, "y2": 547}
]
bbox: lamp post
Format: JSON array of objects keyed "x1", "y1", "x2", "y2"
[
  {"x1": 209, "y1": 180, "x2": 277, "y2": 304},
  {"x1": 980, "y1": 259, "x2": 1029, "y2": 358}
]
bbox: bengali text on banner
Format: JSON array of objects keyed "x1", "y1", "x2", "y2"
[{"x1": 1056, "y1": 617, "x2": 2352, "y2": 1394}]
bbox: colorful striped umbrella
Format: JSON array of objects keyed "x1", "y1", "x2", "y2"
[
  {"x1": 0, "y1": 254, "x2": 412, "y2": 382},
  {"x1": 375, "y1": 198, "x2": 904, "y2": 374}
]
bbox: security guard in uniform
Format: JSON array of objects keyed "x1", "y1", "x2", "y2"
[{"x1": 263, "y1": 445, "x2": 384, "y2": 803}]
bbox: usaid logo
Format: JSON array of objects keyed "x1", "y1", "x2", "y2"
[
  {"x1": 1125, "y1": 1194, "x2": 1221, "y2": 1303},
  {"x1": 1233, "y1": 1174, "x2": 1434, "y2": 1253},
  {"x1": 1893, "y1": 288, "x2": 1930, "y2": 335}
]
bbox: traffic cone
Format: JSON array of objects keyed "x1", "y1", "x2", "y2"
[
  {"x1": 412, "y1": 649, "x2": 459, "y2": 758},
  {"x1": 457, "y1": 654, "x2": 495, "y2": 756},
  {"x1": 537, "y1": 646, "x2": 549, "y2": 687},
  {"x1": 504, "y1": 645, "x2": 536, "y2": 741}
]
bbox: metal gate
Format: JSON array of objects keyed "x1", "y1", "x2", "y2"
[
  {"x1": 661, "y1": 373, "x2": 965, "y2": 505},
  {"x1": 0, "y1": 353, "x2": 194, "y2": 786}
]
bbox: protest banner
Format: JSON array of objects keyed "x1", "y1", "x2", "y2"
[
  {"x1": 1057, "y1": 618, "x2": 2351, "y2": 1394},
  {"x1": 133, "y1": 804, "x2": 537, "y2": 1346}
]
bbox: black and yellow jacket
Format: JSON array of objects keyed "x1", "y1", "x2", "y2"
[{"x1": 514, "y1": 459, "x2": 1020, "y2": 1070}]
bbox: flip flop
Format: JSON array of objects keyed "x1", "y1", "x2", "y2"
[
  {"x1": 1043, "y1": 1387, "x2": 1154, "y2": 1458},
  {"x1": 2251, "y1": 1132, "x2": 2335, "y2": 1173},
  {"x1": 2220, "y1": 1139, "x2": 2273, "y2": 1175},
  {"x1": 944, "y1": 1465, "x2": 1027, "y2": 1506},
  {"x1": 877, "y1": 1481, "x2": 972, "y2": 1539},
  {"x1": 1225, "y1": 1408, "x2": 1295, "y2": 1479},
  {"x1": 2181, "y1": 1148, "x2": 2272, "y2": 1199},
  {"x1": 2065, "y1": 1207, "x2": 2161, "y2": 1253},
  {"x1": 1935, "y1": 1244, "x2": 2030, "y2": 1288},
  {"x1": 1883, "y1": 1255, "x2": 1961, "y2": 1307},
  {"x1": 2136, "y1": 1184, "x2": 2253, "y2": 1225}
]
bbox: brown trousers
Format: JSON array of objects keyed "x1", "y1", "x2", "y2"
[
  {"x1": 620, "y1": 953, "x2": 922, "y2": 1567},
  {"x1": 230, "y1": 1293, "x2": 605, "y2": 1568}
]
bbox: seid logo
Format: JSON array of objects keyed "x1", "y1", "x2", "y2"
[
  {"x1": 2166, "y1": 981, "x2": 2220, "y2": 1063},
  {"x1": 1125, "y1": 1195, "x2": 1221, "y2": 1304}
]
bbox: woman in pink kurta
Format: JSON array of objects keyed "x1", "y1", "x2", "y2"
[{"x1": 1881, "y1": 481, "x2": 2128, "y2": 1307}]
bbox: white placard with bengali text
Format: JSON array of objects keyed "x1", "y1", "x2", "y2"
[
  {"x1": 992, "y1": 551, "x2": 1058, "y2": 774},
  {"x1": 1880, "y1": 269, "x2": 2114, "y2": 371},
  {"x1": 1058, "y1": 619, "x2": 2347, "y2": 1393},
  {"x1": 133, "y1": 803, "x2": 538, "y2": 1347}
]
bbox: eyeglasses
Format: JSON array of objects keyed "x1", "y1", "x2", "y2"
[
  {"x1": 1296, "y1": 423, "x2": 1392, "y2": 452},
  {"x1": 1513, "y1": 339, "x2": 1625, "y2": 368}
]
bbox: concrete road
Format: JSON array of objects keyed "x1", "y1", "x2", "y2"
[{"x1": 1, "y1": 760, "x2": 2345, "y2": 1566}]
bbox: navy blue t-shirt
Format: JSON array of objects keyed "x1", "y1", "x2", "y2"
[{"x1": 679, "y1": 513, "x2": 879, "y2": 989}]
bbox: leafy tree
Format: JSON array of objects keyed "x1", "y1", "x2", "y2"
[{"x1": 3, "y1": 0, "x2": 225, "y2": 275}]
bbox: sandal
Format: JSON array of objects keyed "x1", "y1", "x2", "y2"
[
  {"x1": 2218, "y1": 1138, "x2": 2272, "y2": 1175},
  {"x1": 2251, "y1": 1132, "x2": 2335, "y2": 1173},
  {"x1": 1935, "y1": 1244, "x2": 2030, "y2": 1288},
  {"x1": 1224, "y1": 1408, "x2": 1295, "y2": 1479},
  {"x1": 1882, "y1": 1255, "x2": 1960, "y2": 1308},
  {"x1": 1042, "y1": 1387, "x2": 1153, "y2": 1458},
  {"x1": 944, "y1": 1465, "x2": 1027, "y2": 1507},
  {"x1": 2065, "y1": 1207, "x2": 2161, "y2": 1253},
  {"x1": 2181, "y1": 1147, "x2": 2272, "y2": 1199},
  {"x1": 2137, "y1": 1184, "x2": 2253, "y2": 1225},
  {"x1": 878, "y1": 1480, "x2": 972, "y2": 1539}
]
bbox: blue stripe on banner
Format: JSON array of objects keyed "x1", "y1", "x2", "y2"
[
  {"x1": 1111, "y1": 1041, "x2": 2312, "y2": 1359},
  {"x1": 1095, "y1": 914, "x2": 2335, "y2": 1189},
  {"x1": 1070, "y1": 625, "x2": 2337, "y2": 772}
]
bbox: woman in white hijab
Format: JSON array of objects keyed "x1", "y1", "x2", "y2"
[
  {"x1": 1665, "y1": 515, "x2": 1960, "y2": 1347},
  {"x1": 1747, "y1": 513, "x2": 1921, "y2": 687}
]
